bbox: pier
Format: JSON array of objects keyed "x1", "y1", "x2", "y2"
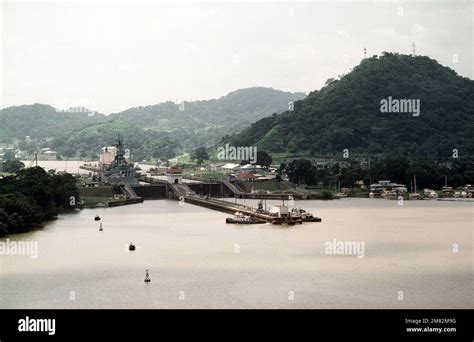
[
  {"x1": 140, "y1": 176, "x2": 320, "y2": 224},
  {"x1": 79, "y1": 164, "x2": 100, "y2": 173}
]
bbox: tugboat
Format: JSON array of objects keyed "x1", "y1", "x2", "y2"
[
  {"x1": 129, "y1": 243, "x2": 136, "y2": 251},
  {"x1": 226, "y1": 212, "x2": 264, "y2": 224},
  {"x1": 144, "y1": 269, "x2": 151, "y2": 283},
  {"x1": 269, "y1": 205, "x2": 301, "y2": 225},
  {"x1": 291, "y1": 208, "x2": 322, "y2": 222},
  {"x1": 94, "y1": 215, "x2": 101, "y2": 221}
]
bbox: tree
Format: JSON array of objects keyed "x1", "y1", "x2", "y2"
[
  {"x1": 286, "y1": 159, "x2": 317, "y2": 185},
  {"x1": 225, "y1": 54, "x2": 474, "y2": 160},
  {"x1": 191, "y1": 147, "x2": 209, "y2": 165},
  {"x1": 62, "y1": 148, "x2": 76, "y2": 159},
  {"x1": 0, "y1": 166, "x2": 80, "y2": 234},
  {"x1": 0, "y1": 160, "x2": 25, "y2": 174},
  {"x1": 339, "y1": 165, "x2": 364, "y2": 188},
  {"x1": 256, "y1": 150, "x2": 273, "y2": 168},
  {"x1": 3, "y1": 151, "x2": 15, "y2": 161},
  {"x1": 277, "y1": 163, "x2": 286, "y2": 175}
]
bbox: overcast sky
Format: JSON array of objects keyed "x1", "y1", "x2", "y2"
[{"x1": 1, "y1": 0, "x2": 472, "y2": 114}]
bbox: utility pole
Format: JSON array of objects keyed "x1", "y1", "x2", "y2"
[{"x1": 412, "y1": 42, "x2": 416, "y2": 56}]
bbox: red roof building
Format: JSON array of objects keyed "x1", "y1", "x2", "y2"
[{"x1": 166, "y1": 167, "x2": 183, "y2": 174}]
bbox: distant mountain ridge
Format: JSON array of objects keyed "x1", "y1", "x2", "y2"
[
  {"x1": 108, "y1": 87, "x2": 306, "y2": 148},
  {"x1": 0, "y1": 104, "x2": 106, "y2": 140},
  {"x1": 0, "y1": 87, "x2": 306, "y2": 160}
]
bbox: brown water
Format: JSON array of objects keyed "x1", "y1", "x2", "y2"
[
  {"x1": 0, "y1": 198, "x2": 472, "y2": 308},
  {"x1": 20, "y1": 160, "x2": 157, "y2": 175}
]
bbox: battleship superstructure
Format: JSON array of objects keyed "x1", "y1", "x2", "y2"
[{"x1": 100, "y1": 136, "x2": 139, "y2": 185}]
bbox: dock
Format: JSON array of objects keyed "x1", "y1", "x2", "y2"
[
  {"x1": 140, "y1": 176, "x2": 320, "y2": 224},
  {"x1": 80, "y1": 165, "x2": 100, "y2": 172}
]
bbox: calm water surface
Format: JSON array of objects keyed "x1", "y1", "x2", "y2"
[
  {"x1": 1, "y1": 198, "x2": 472, "y2": 308},
  {"x1": 20, "y1": 160, "x2": 157, "y2": 175}
]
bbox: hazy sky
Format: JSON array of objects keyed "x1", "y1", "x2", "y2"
[{"x1": 1, "y1": 0, "x2": 472, "y2": 114}]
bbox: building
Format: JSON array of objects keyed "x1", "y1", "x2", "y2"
[
  {"x1": 285, "y1": 155, "x2": 371, "y2": 169},
  {"x1": 370, "y1": 180, "x2": 407, "y2": 194},
  {"x1": 208, "y1": 162, "x2": 226, "y2": 172},
  {"x1": 240, "y1": 164, "x2": 262, "y2": 173},
  {"x1": 221, "y1": 163, "x2": 241, "y2": 173},
  {"x1": 238, "y1": 172, "x2": 258, "y2": 181},
  {"x1": 166, "y1": 167, "x2": 183, "y2": 184},
  {"x1": 354, "y1": 180, "x2": 367, "y2": 189},
  {"x1": 0, "y1": 147, "x2": 16, "y2": 161},
  {"x1": 38, "y1": 148, "x2": 57, "y2": 160}
]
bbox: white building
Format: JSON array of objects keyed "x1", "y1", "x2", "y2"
[
  {"x1": 221, "y1": 163, "x2": 241, "y2": 173},
  {"x1": 370, "y1": 180, "x2": 407, "y2": 193},
  {"x1": 166, "y1": 167, "x2": 183, "y2": 184},
  {"x1": 208, "y1": 162, "x2": 226, "y2": 172},
  {"x1": 240, "y1": 164, "x2": 262, "y2": 173}
]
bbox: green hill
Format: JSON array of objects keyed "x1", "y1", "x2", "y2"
[
  {"x1": 108, "y1": 87, "x2": 306, "y2": 148},
  {"x1": 0, "y1": 88, "x2": 305, "y2": 160},
  {"x1": 226, "y1": 53, "x2": 474, "y2": 160},
  {"x1": 50, "y1": 121, "x2": 179, "y2": 161},
  {"x1": 0, "y1": 104, "x2": 106, "y2": 140}
]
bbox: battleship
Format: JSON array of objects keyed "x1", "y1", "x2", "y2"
[{"x1": 100, "y1": 136, "x2": 139, "y2": 185}]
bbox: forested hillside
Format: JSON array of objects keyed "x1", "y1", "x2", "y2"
[{"x1": 226, "y1": 53, "x2": 474, "y2": 160}]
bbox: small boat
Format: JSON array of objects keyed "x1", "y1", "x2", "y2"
[
  {"x1": 335, "y1": 192, "x2": 348, "y2": 198},
  {"x1": 129, "y1": 243, "x2": 136, "y2": 251},
  {"x1": 94, "y1": 215, "x2": 101, "y2": 221},
  {"x1": 423, "y1": 189, "x2": 438, "y2": 199}
]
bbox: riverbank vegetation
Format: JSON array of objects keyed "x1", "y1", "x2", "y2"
[
  {"x1": 0, "y1": 166, "x2": 79, "y2": 236},
  {"x1": 281, "y1": 155, "x2": 474, "y2": 190}
]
